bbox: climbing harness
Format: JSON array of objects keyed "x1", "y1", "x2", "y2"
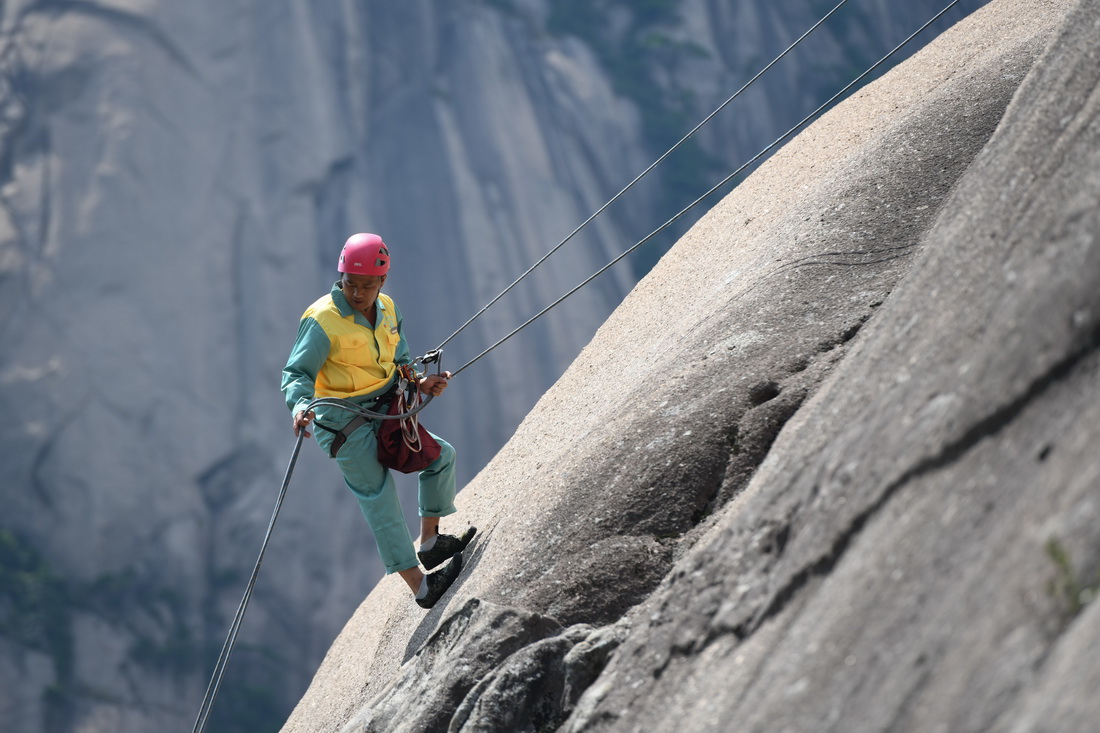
[
  {"x1": 313, "y1": 385, "x2": 395, "y2": 457},
  {"x1": 192, "y1": 2, "x2": 964, "y2": 729}
]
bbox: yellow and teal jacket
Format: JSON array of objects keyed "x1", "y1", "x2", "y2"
[{"x1": 281, "y1": 281, "x2": 411, "y2": 429}]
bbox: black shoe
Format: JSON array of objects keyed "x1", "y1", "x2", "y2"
[
  {"x1": 416, "y1": 553, "x2": 463, "y2": 609},
  {"x1": 417, "y1": 527, "x2": 477, "y2": 570}
]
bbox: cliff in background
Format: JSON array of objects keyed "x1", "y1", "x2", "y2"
[
  {"x1": 284, "y1": 0, "x2": 1100, "y2": 730},
  {"x1": 0, "y1": 1, "x2": 988, "y2": 731}
]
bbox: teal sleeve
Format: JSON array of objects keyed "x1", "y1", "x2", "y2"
[
  {"x1": 281, "y1": 317, "x2": 331, "y2": 414},
  {"x1": 393, "y1": 302, "x2": 411, "y2": 367}
]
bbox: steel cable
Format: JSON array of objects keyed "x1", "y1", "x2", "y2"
[
  {"x1": 433, "y1": 0, "x2": 853, "y2": 354},
  {"x1": 451, "y1": 0, "x2": 962, "y2": 376}
]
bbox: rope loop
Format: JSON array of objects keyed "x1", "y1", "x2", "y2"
[
  {"x1": 395, "y1": 364, "x2": 427, "y2": 451},
  {"x1": 307, "y1": 349, "x2": 444, "y2": 422}
]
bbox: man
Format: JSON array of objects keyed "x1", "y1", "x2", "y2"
[{"x1": 281, "y1": 233, "x2": 475, "y2": 609}]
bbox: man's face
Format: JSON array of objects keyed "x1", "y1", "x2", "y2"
[{"x1": 341, "y1": 273, "x2": 386, "y2": 313}]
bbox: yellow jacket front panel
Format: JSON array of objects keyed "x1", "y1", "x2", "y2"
[{"x1": 281, "y1": 283, "x2": 410, "y2": 421}]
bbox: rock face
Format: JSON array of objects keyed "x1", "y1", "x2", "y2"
[
  {"x1": 0, "y1": 0, "x2": 990, "y2": 730},
  {"x1": 282, "y1": 0, "x2": 1099, "y2": 731}
]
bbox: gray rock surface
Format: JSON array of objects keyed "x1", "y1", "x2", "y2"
[
  {"x1": 341, "y1": 599, "x2": 563, "y2": 733},
  {"x1": 569, "y1": 2, "x2": 1100, "y2": 729},
  {"x1": 282, "y1": 0, "x2": 1098, "y2": 731}
]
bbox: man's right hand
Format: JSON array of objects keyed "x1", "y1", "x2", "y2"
[{"x1": 293, "y1": 410, "x2": 315, "y2": 438}]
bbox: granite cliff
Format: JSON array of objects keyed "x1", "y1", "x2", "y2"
[
  {"x1": 283, "y1": 0, "x2": 1099, "y2": 731},
  {"x1": 0, "y1": 0, "x2": 1004, "y2": 730}
]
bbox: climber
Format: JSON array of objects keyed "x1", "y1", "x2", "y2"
[{"x1": 281, "y1": 232, "x2": 476, "y2": 609}]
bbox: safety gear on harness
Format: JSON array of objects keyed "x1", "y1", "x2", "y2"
[
  {"x1": 376, "y1": 365, "x2": 442, "y2": 472},
  {"x1": 339, "y1": 232, "x2": 390, "y2": 275}
]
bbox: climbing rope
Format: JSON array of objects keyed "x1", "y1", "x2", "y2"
[
  {"x1": 191, "y1": 430, "x2": 304, "y2": 733},
  {"x1": 434, "y1": 0, "x2": 853, "y2": 354},
  {"x1": 191, "y1": 352, "x2": 442, "y2": 733},
  {"x1": 449, "y1": 0, "x2": 962, "y2": 377}
]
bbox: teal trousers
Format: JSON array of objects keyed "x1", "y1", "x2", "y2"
[{"x1": 316, "y1": 420, "x2": 456, "y2": 573}]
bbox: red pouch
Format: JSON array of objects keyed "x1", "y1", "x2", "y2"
[{"x1": 376, "y1": 386, "x2": 441, "y2": 473}]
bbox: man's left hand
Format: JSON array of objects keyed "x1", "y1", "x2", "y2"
[{"x1": 420, "y1": 372, "x2": 452, "y2": 396}]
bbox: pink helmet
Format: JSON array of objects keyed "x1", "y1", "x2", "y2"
[{"x1": 338, "y1": 233, "x2": 390, "y2": 275}]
